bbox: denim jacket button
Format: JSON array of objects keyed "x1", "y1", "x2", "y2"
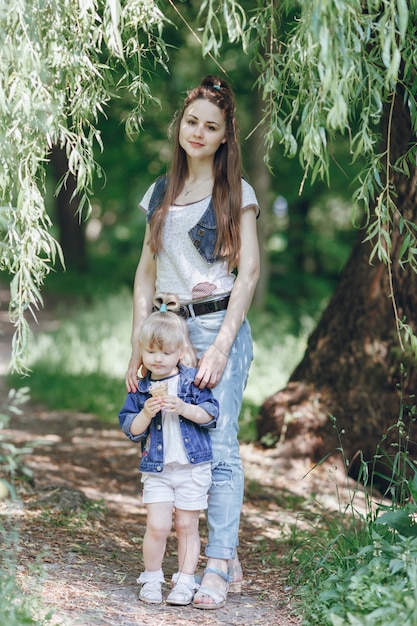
[
  {"x1": 157, "y1": 424, "x2": 161, "y2": 430},
  {"x1": 156, "y1": 465, "x2": 162, "y2": 472},
  {"x1": 197, "y1": 228, "x2": 205, "y2": 236},
  {"x1": 184, "y1": 438, "x2": 189, "y2": 443},
  {"x1": 157, "y1": 444, "x2": 162, "y2": 450},
  {"x1": 190, "y1": 458, "x2": 195, "y2": 463},
  {"x1": 195, "y1": 239, "x2": 201, "y2": 247}
]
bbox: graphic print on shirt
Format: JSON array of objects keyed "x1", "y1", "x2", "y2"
[{"x1": 142, "y1": 430, "x2": 152, "y2": 458}]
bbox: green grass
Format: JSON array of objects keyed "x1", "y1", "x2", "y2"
[
  {"x1": 283, "y1": 395, "x2": 417, "y2": 626},
  {"x1": 12, "y1": 287, "x2": 417, "y2": 625},
  {"x1": 289, "y1": 509, "x2": 417, "y2": 625},
  {"x1": 1, "y1": 390, "x2": 53, "y2": 626},
  {"x1": 8, "y1": 288, "x2": 311, "y2": 434}
]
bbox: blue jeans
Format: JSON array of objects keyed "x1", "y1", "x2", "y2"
[{"x1": 186, "y1": 310, "x2": 253, "y2": 560}]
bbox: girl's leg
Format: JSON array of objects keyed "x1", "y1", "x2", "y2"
[
  {"x1": 165, "y1": 508, "x2": 201, "y2": 606},
  {"x1": 138, "y1": 501, "x2": 173, "y2": 604},
  {"x1": 142, "y1": 501, "x2": 173, "y2": 571},
  {"x1": 174, "y1": 508, "x2": 201, "y2": 575}
]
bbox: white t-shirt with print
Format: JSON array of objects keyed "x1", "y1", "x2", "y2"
[
  {"x1": 161, "y1": 374, "x2": 189, "y2": 465},
  {"x1": 139, "y1": 179, "x2": 259, "y2": 302}
]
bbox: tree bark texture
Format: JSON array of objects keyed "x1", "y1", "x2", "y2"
[
  {"x1": 257, "y1": 87, "x2": 417, "y2": 490},
  {"x1": 50, "y1": 146, "x2": 88, "y2": 272}
]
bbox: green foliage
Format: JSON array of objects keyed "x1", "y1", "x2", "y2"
[
  {"x1": 0, "y1": 387, "x2": 32, "y2": 492},
  {"x1": 0, "y1": 567, "x2": 51, "y2": 626},
  {"x1": 0, "y1": 0, "x2": 169, "y2": 372},
  {"x1": 297, "y1": 528, "x2": 417, "y2": 626},
  {"x1": 201, "y1": 0, "x2": 417, "y2": 343},
  {"x1": 8, "y1": 290, "x2": 133, "y2": 421},
  {"x1": 0, "y1": 389, "x2": 52, "y2": 625},
  {"x1": 8, "y1": 289, "x2": 311, "y2": 427},
  {"x1": 3, "y1": 0, "x2": 417, "y2": 375},
  {"x1": 289, "y1": 384, "x2": 417, "y2": 625}
]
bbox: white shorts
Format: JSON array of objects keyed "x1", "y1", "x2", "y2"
[{"x1": 141, "y1": 462, "x2": 212, "y2": 510}]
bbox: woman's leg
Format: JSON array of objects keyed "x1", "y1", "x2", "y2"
[
  {"x1": 188, "y1": 314, "x2": 253, "y2": 557},
  {"x1": 188, "y1": 314, "x2": 253, "y2": 607}
]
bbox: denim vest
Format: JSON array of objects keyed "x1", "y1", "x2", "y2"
[
  {"x1": 118, "y1": 364, "x2": 219, "y2": 473},
  {"x1": 146, "y1": 175, "x2": 220, "y2": 265}
]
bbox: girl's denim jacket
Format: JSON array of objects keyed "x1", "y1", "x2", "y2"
[
  {"x1": 147, "y1": 175, "x2": 219, "y2": 264},
  {"x1": 118, "y1": 364, "x2": 219, "y2": 473}
]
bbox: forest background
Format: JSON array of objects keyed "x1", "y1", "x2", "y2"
[
  {"x1": 3, "y1": 1, "x2": 417, "y2": 624},
  {"x1": 3, "y1": 1, "x2": 359, "y2": 425}
]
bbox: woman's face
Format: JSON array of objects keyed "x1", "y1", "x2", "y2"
[{"x1": 179, "y1": 98, "x2": 226, "y2": 161}]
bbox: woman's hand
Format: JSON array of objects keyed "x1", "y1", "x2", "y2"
[
  {"x1": 194, "y1": 343, "x2": 228, "y2": 389},
  {"x1": 125, "y1": 356, "x2": 144, "y2": 393}
]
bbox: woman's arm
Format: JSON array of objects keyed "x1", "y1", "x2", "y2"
[
  {"x1": 125, "y1": 223, "x2": 157, "y2": 392},
  {"x1": 194, "y1": 206, "x2": 260, "y2": 389}
]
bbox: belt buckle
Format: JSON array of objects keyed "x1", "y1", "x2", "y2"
[{"x1": 179, "y1": 305, "x2": 190, "y2": 319}]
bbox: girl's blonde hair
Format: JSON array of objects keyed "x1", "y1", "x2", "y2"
[{"x1": 139, "y1": 293, "x2": 197, "y2": 368}]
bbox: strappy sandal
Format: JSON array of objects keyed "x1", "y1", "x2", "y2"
[
  {"x1": 192, "y1": 567, "x2": 231, "y2": 610},
  {"x1": 228, "y1": 556, "x2": 243, "y2": 593},
  {"x1": 139, "y1": 581, "x2": 162, "y2": 604}
]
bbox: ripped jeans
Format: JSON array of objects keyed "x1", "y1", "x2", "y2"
[{"x1": 186, "y1": 310, "x2": 253, "y2": 560}]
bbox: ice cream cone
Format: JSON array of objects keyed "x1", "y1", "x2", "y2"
[{"x1": 149, "y1": 380, "x2": 168, "y2": 397}]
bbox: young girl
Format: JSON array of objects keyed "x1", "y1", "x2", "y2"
[
  {"x1": 119, "y1": 293, "x2": 219, "y2": 606},
  {"x1": 125, "y1": 75, "x2": 260, "y2": 609}
]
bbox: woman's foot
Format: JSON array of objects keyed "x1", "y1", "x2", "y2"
[
  {"x1": 193, "y1": 560, "x2": 230, "y2": 610},
  {"x1": 228, "y1": 555, "x2": 243, "y2": 593}
]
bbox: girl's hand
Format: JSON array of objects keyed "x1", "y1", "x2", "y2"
[
  {"x1": 143, "y1": 396, "x2": 162, "y2": 419},
  {"x1": 161, "y1": 395, "x2": 182, "y2": 414},
  {"x1": 194, "y1": 343, "x2": 228, "y2": 389}
]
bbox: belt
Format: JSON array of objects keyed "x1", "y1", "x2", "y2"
[{"x1": 180, "y1": 295, "x2": 230, "y2": 319}]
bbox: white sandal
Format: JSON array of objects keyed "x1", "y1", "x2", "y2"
[
  {"x1": 137, "y1": 569, "x2": 164, "y2": 604},
  {"x1": 166, "y1": 582, "x2": 195, "y2": 605},
  {"x1": 192, "y1": 567, "x2": 230, "y2": 610},
  {"x1": 228, "y1": 555, "x2": 243, "y2": 593},
  {"x1": 167, "y1": 572, "x2": 198, "y2": 606},
  {"x1": 139, "y1": 581, "x2": 162, "y2": 604}
]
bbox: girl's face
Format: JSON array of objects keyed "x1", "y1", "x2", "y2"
[
  {"x1": 141, "y1": 343, "x2": 183, "y2": 380},
  {"x1": 179, "y1": 99, "x2": 226, "y2": 161}
]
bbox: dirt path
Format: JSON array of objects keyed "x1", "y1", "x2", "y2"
[{"x1": 0, "y1": 288, "x2": 363, "y2": 625}]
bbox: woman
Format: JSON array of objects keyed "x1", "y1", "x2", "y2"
[{"x1": 125, "y1": 75, "x2": 260, "y2": 610}]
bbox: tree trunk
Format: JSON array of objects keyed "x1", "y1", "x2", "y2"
[
  {"x1": 50, "y1": 146, "x2": 88, "y2": 272},
  {"x1": 257, "y1": 88, "x2": 417, "y2": 491}
]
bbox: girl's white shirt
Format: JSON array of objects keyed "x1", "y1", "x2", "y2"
[
  {"x1": 139, "y1": 179, "x2": 259, "y2": 302},
  {"x1": 162, "y1": 374, "x2": 188, "y2": 465}
]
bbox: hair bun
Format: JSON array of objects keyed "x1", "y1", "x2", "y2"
[
  {"x1": 153, "y1": 292, "x2": 180, "y2": 313},
  {"x1": 201, "y1": 75, "x2": 223, "y2": 90}
]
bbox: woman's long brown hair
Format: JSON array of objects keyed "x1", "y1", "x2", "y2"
[{"x1": 149, "y1": 75, "x2": 243, "y2": 270}]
